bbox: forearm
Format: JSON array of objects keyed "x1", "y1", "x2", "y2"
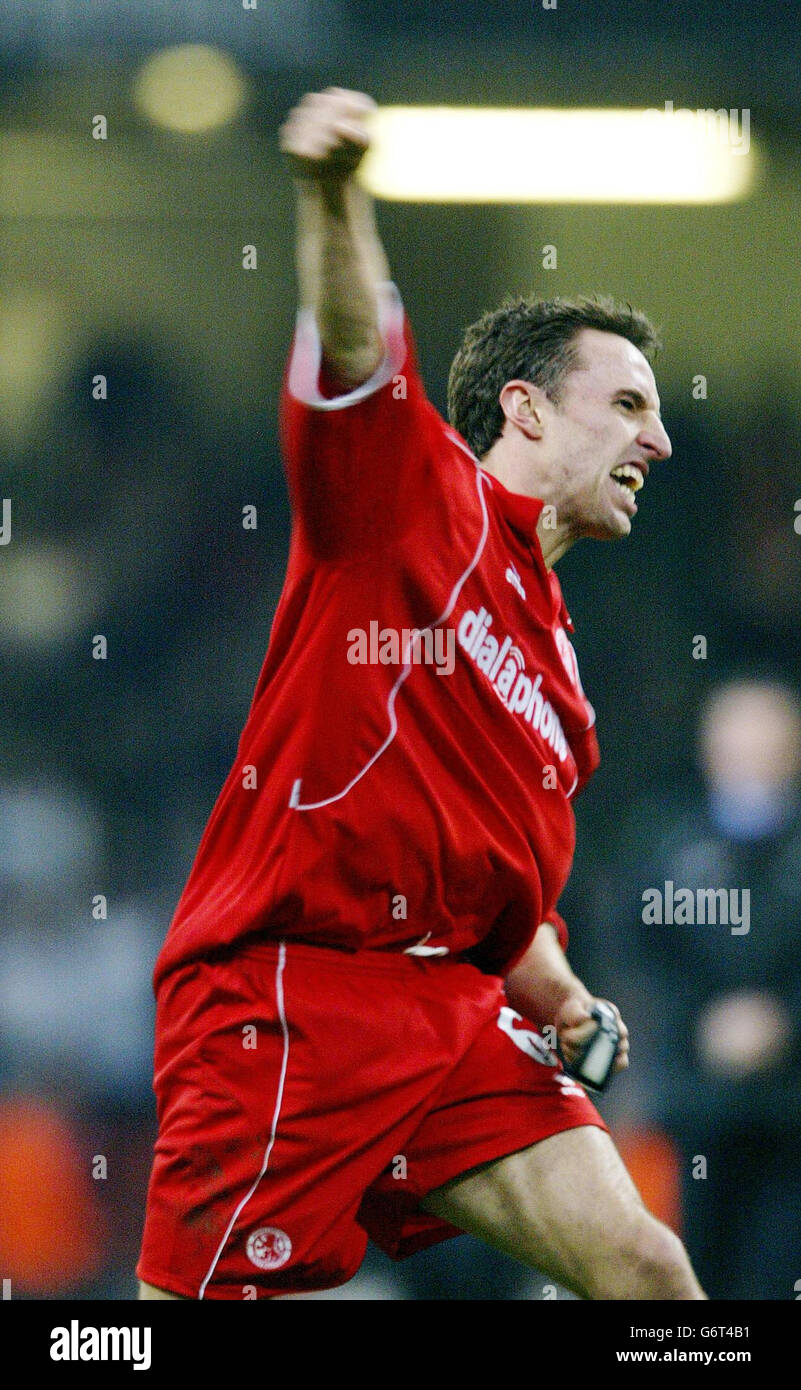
[
  {"x1": 505, "y1": 923, "x2": 593, "y2": 1028},
  {"x1": 506, "y1": 923, "x2": 631, "y2": 1077},
  {"x1": 293, "y1": 177, "x2": 389, "y2": 386}
]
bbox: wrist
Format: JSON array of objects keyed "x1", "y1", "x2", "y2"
[
  {"x1": 540, "y1": 976, "x2": 593, "y2": 1027},
  {"x1": 506, "y1": 964, "x2": 590, "y2": 1030},
  {"x1": 294, "y1": 171, "x2": 359, "y2": 211}
]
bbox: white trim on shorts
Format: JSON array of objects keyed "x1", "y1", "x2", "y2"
[{"x1": 197, "y1": 940, "x2": 290, "y2": 1299}]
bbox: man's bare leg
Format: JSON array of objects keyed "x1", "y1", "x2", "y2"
[
  {"x1": 138, "y1": 1280, "x2": 187, "y2": 1300},
  {"x1": 421, "y1": 1124, "x2": 706, "y2": 1300}
]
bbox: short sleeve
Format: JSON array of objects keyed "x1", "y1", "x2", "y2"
[
  {"x1": 279, "y1": 283, "x2": 438, "y2": 563},
  {"x1": 543, "y1": 910, "x2": 570, "y2": 953}
]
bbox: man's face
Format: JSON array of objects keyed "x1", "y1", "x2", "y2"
[{"x1": 539, "y1": 327, "x2": 672, "y2": 540}]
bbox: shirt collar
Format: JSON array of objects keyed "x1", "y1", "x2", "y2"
[
  {"x1": 481, "y1": 469, "x2": 545, "y2": 544},
  {"x1": 481, "y1": 469, "x2": 574, "y2": 632}
]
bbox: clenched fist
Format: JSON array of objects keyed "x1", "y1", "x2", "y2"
[
  {"x1": 280, "y1": 87, "x2": 376, "y2": 183},
  {"x1": 556, "y1": 995, "x2": 630, "y2": 1076}
]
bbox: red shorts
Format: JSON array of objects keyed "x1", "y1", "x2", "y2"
[{"x1": 137, "y1": 939, "x2": 606, "y2": 1299}]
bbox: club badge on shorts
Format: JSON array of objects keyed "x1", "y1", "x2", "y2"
[{"x1": 246, "y1": 1226, "x2": 293, "y2": 1270}]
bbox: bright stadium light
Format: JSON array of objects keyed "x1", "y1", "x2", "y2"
[
  {"x1": 133, "y1": 45, "x2": 247, "y2": 134},
  {"x1": 358, "y1": 106, "x2": 755, "y2": 203}
]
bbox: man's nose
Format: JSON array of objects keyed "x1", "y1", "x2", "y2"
[{"x1": 640, "y1": 418, "x2": 672, "y2": 463}]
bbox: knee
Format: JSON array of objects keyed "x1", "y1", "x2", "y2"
[
  {"x1": 586, "y1": 1216, "x2": 702, "y2": 1300},
  {"x1": 634, "y1": 1220, "x2": 699, "y2": 1298}
]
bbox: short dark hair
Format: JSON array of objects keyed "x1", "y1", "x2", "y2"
[{"x1": 447, "y1": 294, "x2": 662, "y2": 460}]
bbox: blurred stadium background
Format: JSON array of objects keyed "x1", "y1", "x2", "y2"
[{"x1": 1, "y1": 0, "x2": 800, "y2": 1299}]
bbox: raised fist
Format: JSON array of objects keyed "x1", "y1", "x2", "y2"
[{"x1": 279, "y1": 87, "x2": 376, "y2": 183}]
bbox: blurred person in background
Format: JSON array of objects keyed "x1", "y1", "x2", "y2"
[{"x1": 603, "y1": 678, "x2": 801, "y2": 1299}]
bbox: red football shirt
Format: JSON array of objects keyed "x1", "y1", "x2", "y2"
[{"x1": 152, "y1": 285, "x2": 600, "y2": 989}]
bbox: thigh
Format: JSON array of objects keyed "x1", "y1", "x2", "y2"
[
  {"x1": 138, "y1": 1280, "x2": 185, "y2": 1300},
  {"x1": 360, "y1": 998, "x2": 608, "y2": 1263},
  {"x1": 421, "y1": 1124, "x2": 646, "y2": 1297}
]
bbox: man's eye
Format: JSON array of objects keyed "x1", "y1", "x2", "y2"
[{"x1": 618, "y1": 397, "x2": 635, "y2": 410}]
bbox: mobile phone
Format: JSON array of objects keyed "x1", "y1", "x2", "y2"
[{"x1": 566, "y1": 1001, "x2": 620, "y2": 1092}]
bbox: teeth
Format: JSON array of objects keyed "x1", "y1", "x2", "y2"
[{"x1": 610, "y1": 463, "x2": 644, "y2": 492}]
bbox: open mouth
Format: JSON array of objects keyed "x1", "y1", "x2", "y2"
[{"x1": 610, "y1": 462, "x2": 644, "y2": 498}]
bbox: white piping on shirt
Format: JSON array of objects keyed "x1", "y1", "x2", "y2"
[
  {"x1": 197, "y1": 940, "x2": 290, "y2": 1299},
  {"x1": 289, "y1": 434, "x2": 491, "y2": 811}
]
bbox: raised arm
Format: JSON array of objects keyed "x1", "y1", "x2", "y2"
[{"x1": 280, "y1": 86, "x2": 391, "y2": 389}]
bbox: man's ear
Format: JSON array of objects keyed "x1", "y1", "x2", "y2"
[{"x1": 498, "y1": 380, "x2": 546, "y2": 440}]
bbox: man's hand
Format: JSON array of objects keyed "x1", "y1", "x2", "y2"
[
  {"x1": 556, "y1": 995, "x2": 630, "y2": 1075},
  {"x1": 505, "y1": 923, "x2": 630, "y2": 1078},
  {"x1": 280, "y1": 87, "x2": 376, "y2": 185},
  {"x1": 281, "y1": 86, "x2": 388, "y2": 385}
]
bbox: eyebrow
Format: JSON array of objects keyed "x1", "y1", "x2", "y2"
[{"x1": 615, "y1": 388, "x2": 663, "y2": 420}]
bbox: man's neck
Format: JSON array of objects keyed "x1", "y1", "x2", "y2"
[
  {"x1": 536, "y1": 521, "x2": 575, "y2": 570},
  {"x1": 480, "y1": 451, "x2": 577, "y2": 571}
]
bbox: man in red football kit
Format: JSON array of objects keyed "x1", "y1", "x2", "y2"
[{"x1": 138, "y1": 88, "x2": 705, "y2": 1300}]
